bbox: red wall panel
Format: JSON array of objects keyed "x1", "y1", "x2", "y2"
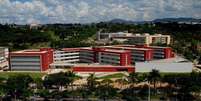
[{"x1": 73, "y1": 66, "x2": 135, "y2": 72}]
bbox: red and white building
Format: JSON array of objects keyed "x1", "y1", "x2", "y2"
[
  {"x1": 103, "y1": 46, "x2": 153, "y2": 63},
  {"x1": 54, "y1": 48, "x2": 80, "y2": 63},
  {"x1": 9, "y1": 48, "x2": 53, "y2": 71},
  {"x1": 73, "y1": 65, "x2": 134, "y2": 72},
  {"x1": 116, "y1": 45, "x2": 174, "y2": 59},
  {"x1": 8, "y1": 45, "x2": 175, "y2": 72}
]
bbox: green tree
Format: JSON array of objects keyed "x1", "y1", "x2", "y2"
[
  {"x1": 96, "y1": 79, "x2": 118, "y2": 101},
  {"x1": 86, "y1": 73, "x2": 98, "y2": 92},
  {"x1": 43, "y1": 71, "x2": 76, "y2": 91},
  {"x1": 148, "y1": 69, "x2": 161, "y2": 95},
  {"x1": 6, "y1": 74, "x2": 33, "y2": 100},
  {"x1": 127, "y1": 72, "x2": 139, "y2": 96}
]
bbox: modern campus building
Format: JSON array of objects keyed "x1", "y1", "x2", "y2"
[
  {"x1": 51, "y1": 45, "x2": 175, "y2": 72},
  {"x1": 125, "y1": 33, "x2": 171, "y2": 45},
  {"x1": 9, "y1": 48, "x2": 53, "y2": 71},
  {"x1": 54, "y1": 47, "x2": 132, "y2": 66},
  {"x1": 54, "y1": 48, "x2": 80, "y2": 63},
  {"x1": 8, "y1": 44, "x2": 192, "y2": 73},
  {"x1": 97, "y1": 32, "x2": 171, "y2": 45}
]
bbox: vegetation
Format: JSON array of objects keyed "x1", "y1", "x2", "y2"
[
  {"x1": 0, "y1": 71, "x2": 200, "y2": 100},
  {"x1": 0, "y1": 23, "x2": 200, "y2": 62},
  {"x1": 0, "y1": 22, "x2": 201, "y2": 100},
  {"x1": 0, "y1": 72, "x2": 45, "y2": 79},
  {"x1": 98, "y1": 73, "x2": 126, "y2": 79}
]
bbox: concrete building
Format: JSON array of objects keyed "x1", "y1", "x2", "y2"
[
  {"x1": 103, "y1": 46, "x2": 153, "y2": 63},
  {"x1": 8, "y1": 45, "x2": 175, "y2": 72},
  {"x1": 0, "y1": 47, "x2": 9, "y2": 69},
  {"x1": 54, "y1": 48, "x2": 80, "y2": 63},
  {"x1": 79, "y1": 48, "x2": 95, "y2": 63},
  {"x1": 73, "y1": 65, "x2": 134, "y2": 72},
  {"x1": 97, "y1": 48, "x2": 131, "y2": 66},
  {"x1": 9, "y1": 48, "x2": 53, "y2": 71},
  {"x1": 0, "y1": 47, "x2": 8, "y2": 63},
  {"x1": 127, "y1": 33, "x2": 171, "y2": 45},
  {"x1": 118, "y1": 45, "x2": 174, "y2": 59},
  {"x1": 135, "y1": 56, "x2": 192, "y2": 73},
  {"x1": 97, "y1": 31, "x2": 132, "y2": 41}
]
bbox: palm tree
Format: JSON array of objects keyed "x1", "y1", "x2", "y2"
[
  {"x1": 86, "y1": 73, "x2": 98, "y2": 92},
  {"x1": 97, "y1": 79, "x2": 118, "y2": 101},
  {"x1": 127, "y1": 72, "x2": 139, "y2": 96},
  {"x1": 148, "y1": 69, "x2": 161, "y2": 95}
]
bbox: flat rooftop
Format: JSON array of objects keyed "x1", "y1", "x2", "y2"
[
  {"x1": 51, "y1": 62, "x2": 134, "y2": 67},
  {"x1": 138, "y1": 55, "x2": 190, "y2": 63},
  {"x1": 103, "y1": 49, "x2": 130, "y2": 53},
  {"x1": 10, "y1": 49, "x2": 48, "y2": 54},
  {"x1": 113, "y1": 45, "x2": 171, "y2": 49},
  {"x1": 104, "y1": 46, "x2": 152, "y2": 51},
  {"x1": 80, "y1": 47, "x2": 130, "y2": 53},
  {"x1": 60, "y1": 48, "x2": 80, "y2": 51}
]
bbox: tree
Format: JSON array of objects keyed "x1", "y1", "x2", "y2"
[
  {"x1": 86, "y1": 73, "x2": 98, "y2": 92},
  {"x1": 0, "y1": 77, "x2": 6, "y2": 99},
  {"x1": 127, "y1": 72, "x2": 139, "y2": 96},
  {"x1": 43, "y1": 71, "x2": 76, "y2": 91},
  {"x1": 148, "y1": 69, "x2": 161, "y2": 95},
  {"x1": 96, "y1": 79, "x2": 118, "y2": 101},
  {"x1": 6, "y1": 74, "x2": 33, "y2": 100}
]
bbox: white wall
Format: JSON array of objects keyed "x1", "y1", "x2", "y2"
[{"x1": 135, "y1": 62, "x2": 193, "y2": 73}]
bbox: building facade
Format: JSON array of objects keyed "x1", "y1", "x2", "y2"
[
  {"x1": 128, "y1": 34, "x2": 171, "y2": 45},
  {"x1": 9, "y1": 48, "x2": 53, "y2": 71},
  {"x1": 0, "y1": 47, "x2": 8, "y2": 64},
  {"x1": 54, "y1": 48, "x2": 80, "y2": 63}
]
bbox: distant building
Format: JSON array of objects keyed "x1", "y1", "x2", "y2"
[
  {"x1": 97, "y1": 32, "x2": 171, "y2": 45},
  {"x1": 29, "y1": 24, "x2": 41, "y2": 29},
  {"x1": 127, "y1": 33, "x2": 171, "y2": 45},
  {"x1": 97, "y1": 31, "x2": 132, "y2": 41},
  {"x1": 0, "y1": 47, "x2": 9, "y2": 69},
  {"x1": 9, "y1": 48, "x2": 53, "y2": 71},
  {"x1": 0, "y1": 47, "x2": 8, "y2": 63}
]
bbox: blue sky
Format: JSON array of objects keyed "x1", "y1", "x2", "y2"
[{"x1": 0, "y1": 0, "x2": 201, "y2": 24}]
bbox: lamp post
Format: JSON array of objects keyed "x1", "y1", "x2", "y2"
[
  {"x1": 144, "y1": 79, "x2": 151, "y2": 101},
  {"x1": 148, "y1": 81, "x2": 151, "y2": 101}
]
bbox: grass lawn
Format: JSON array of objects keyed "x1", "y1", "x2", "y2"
[
  {"x1": 98, "y1": 73, "x2": 127, "y2": 79},
  {"x1": 0, "y1": 72, "x2": 46, "y2": 79}
]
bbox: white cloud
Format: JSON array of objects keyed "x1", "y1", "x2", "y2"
[{"x1": 0, "y1": 0, "x2": 200, "y2": 24}]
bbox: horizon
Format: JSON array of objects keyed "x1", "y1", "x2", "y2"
[{"x1": 0, "y1": 0, "x2": 201, "y2": 24}]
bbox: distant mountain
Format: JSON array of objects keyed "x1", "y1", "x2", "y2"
[
  {"x1": 109, "y1": 19, "x2": 135, "y2": 24},
  {"x1": 153, "y1": 18, "x2": 201, "y2": 23},
  {"x1": 109, "y1": 19, "x2": 151, "y2": 24},
  {"x1": 108, "y1": 18, "x2": 201, "y2": 24}
]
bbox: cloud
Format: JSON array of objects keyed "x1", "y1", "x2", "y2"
[{"x1": 0, "y1": 0, "x2": 201, "y2": 24}]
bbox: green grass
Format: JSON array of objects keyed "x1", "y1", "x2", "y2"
[
  {"x1": 0, "y1": 72, "x2": 46, "y2": 79},
  {"x1": 98, "y1": 73, "x2": 127, "y2": 79}
]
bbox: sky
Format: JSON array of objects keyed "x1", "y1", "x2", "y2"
[{"x1": 0, "y1": 0, "x2": 201, "y2": 24}]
